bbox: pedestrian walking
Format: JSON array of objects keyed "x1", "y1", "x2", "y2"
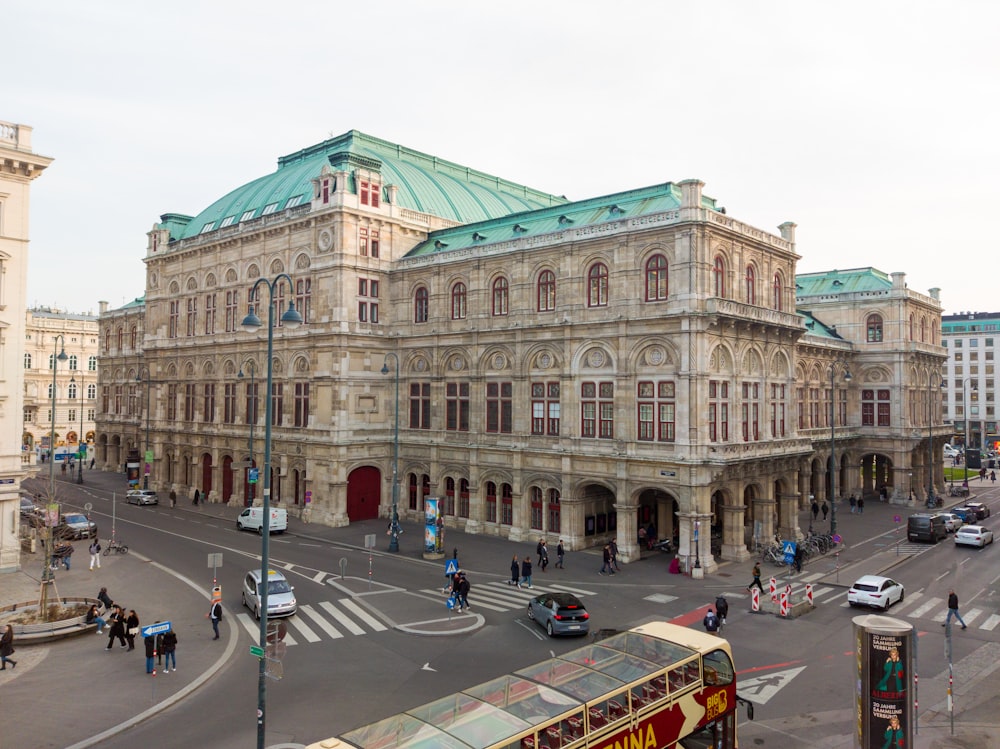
[
  {"x1": 520, "y1": 557, "x2": 533, "y2": 588},
  {"x1": 209, "y1": 598, "x2": 223, "y2": 639},
  {"x1": 169, "y1": 490, "x2": 177, "y2": 509},
  {"x1": 536, "y1": 538, "x2": 545, "y2": 566},
  {"x1": 89, "y1": 538, "x2": 102, "y2": 570},
  {"x1": 703, "y1": 608, "x2": 720, "y2": 633},
  {"x1": 162, "y1": 627, "x2": 178, "y2": 672},
  {"x1": 599, "y1": 544, "x2": 615, "y2": 575},
  {"x1": 942, "y1": 589, "x2": 967, "y2": 630},
  {"x1": 821, "y1": 501, "x2": 829, "y2": 521},
  {"x1": 86, "y1": 604, "x2": 106, "y2": 634},
  {"x1": 124, "y1": 609, "x2": 140, "y2": 650},
  {"x1": 991, "y1": 471, "x2": 996, "y2": 484},
  {"x1": 610, "y1": 539, "x2": 621, "y2": 571},
  {"x1": 747, "y1": 562, "x2": 763, "y2": 593},
  {"x1": 793, "y1": 545, "x2": 804, "y2": 573},
  {"x1": 106, "y1": 606, "x2": 127, "y2": 650},
  {"x1": 540, "y1": 541, "x2": 549, "y2": 573},
  {"x1": 556, "y1": 540, "x2": 565, "y2": 569},
  {"x1": 89, "y1": 457, "x2": 95, "y2": 469},
  {"x1": 714, "y1": 595, "x2": 729, "y2": 626},
  {"x1": 97, "y1": 586, "x2": 115, "y2": 613},
  {"x1": 508, "y1": 555, "x2": 520, "y2": 587},
  {"x1": 457, "y1": 572, "x2": 471, "y2": 612},
  {"x1": 849, "y1": 495, "x2": 857, "y2": 514},
  {"x1": 1, "y1": 624, "x2": 17, "y2": 670},
  {"x1": 811, "y1": 499, "x2": 819, "y2": 521},
  {"x1": 192, "y1": 489, "x2": 200, "y2": 506},
  {"x1": 857, "y1": 496, "x2": 864, "y2": 514},
  {"x1": 144, "y1": 630, "x2": 157, "y2": 674}
]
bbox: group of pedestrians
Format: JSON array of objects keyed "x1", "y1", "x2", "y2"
[
  {"x1": 447, "y1": 570, "x2": 472, "y2": 612},
  {"x1": 599, "y1": 540, "x2": 620, "y2": 575},
  {"x1": 849, "y1": 494, "x2": 865, "y2": 513},
  {"x1": 88, "y1": 586, "x2": 179, "y2": 673}
]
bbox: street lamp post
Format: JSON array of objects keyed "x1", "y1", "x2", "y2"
[
  {"x1": 71, "y1": 375, "x2": 85, "y2": 484},
  {"x1": 43, "y1": 335, "x2": 68, "y2": 595},
  {"x1": 381, "y1": 353, "x2": 400, "y2": 552},
  {"x1": 136, "y1": 366, "x2": 153, "y2": 489},
  {"x1": 963, "y1": 378, "x2": 977, "y2": 487},
  {"x1": 829, "y1": 362, "x2": 852, "y2": 536},
  {"x1": 238, "y1": 360, "x2": 256, "y2": 506},
  {"x1": 928, "y1": 378, "x2": 944, "y2": 507},
  {"x1": 241, "y1": 274, "x2": 302, "y2": 749}
]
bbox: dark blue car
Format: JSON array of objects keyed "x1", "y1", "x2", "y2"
[{"x1": 952, "y1": 507, "x2": 979, "y2": 523}]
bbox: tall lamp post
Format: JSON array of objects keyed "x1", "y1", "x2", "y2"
[
  {"x1": 829, "y1": 362, "x2": 852, "y2": 536},
  {"x1": 70, "y1": 375, "x2": 85, "y2": 484},
  {"x1": 963, "y1": 378, "x2": 977, "y2": 486},
  {"x1": 136, "y1": 366, "x2": 153, "y2": 489},
  {"x1": 381, "y1": 353, "x2": 400, "y2": 552},
  {"x1": 241, "y1": 274, "x2": 302, "y2": 749},
  {"x1": 43, "y1": 335, "x2": 68, "y2": 591},
  {"x1": 928, "y1": 378, "x2": 944, "y2": 506},
  {"x1": 238, "y1": 360, "x2": 256, "y2": 506}
]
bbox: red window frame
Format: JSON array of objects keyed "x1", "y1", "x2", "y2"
[
  {"x1": 486, "y1": 481, "x2": 497, "y2": 523},
  {"x1": 459, "y1": 479, "x2": 470, "y2": 518},
  {"x1": 745, "y1": 265, "x2": 756, "y2": 305},
  {"x1": 492, "y1": 277, "x2": 509, "y2": 316},
  {"x1": 531, "y1": 382, "x2": 560, "y2": 436},
  {"x1": 867, "y1": 315, "x2": 884, "y2": 342},
  {"x1": 645, "y1": 254, "x2": 668, "y2": 301},
  {"x1": 409, "y1": 382, "x2": 430, "y2": 429},
  {"x1": 709, "y1": 380, "x2": 729, "y2": 441},
  {"x1": 446, "y1": 382, "x2": 470, "y2": 431},
  {"x1": 530, "y1": 486, "x2": 543, "y2": 530},
  {"x1": 547, "y1": 489, "x2": 561, "y2": 533},
  {"x1": 414, "y1": 287, "x2": 429, "y2": 323},
  {"x1": 713, "y1": 256, "x2": 726, "y2": 297},
  {"x1": 501, "y1": 483, "x2": 513, "y2": 525},
  {"x1": 444, "y1": 477, "x2": 455, "y2": 516},
  {"x1": 773, "y1": 273, "x2": 783, "y2": 311},
  {"x1": 537, "y1": 270, "x2": 556, "y2": 312},
  {"x1": 587, "y1": 263, "x2": 609, "y2": 307},
  {"x1": 486, "y1": 382, "x2": 513, "y2": 433}
]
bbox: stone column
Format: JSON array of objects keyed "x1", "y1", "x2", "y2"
[{"x1": 614, "y1": 499, "x2": 640, "y2": 563}]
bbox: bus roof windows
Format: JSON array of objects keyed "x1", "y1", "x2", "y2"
[
  {"x1": 559, "y1": 644, "x2": 662, "y2": 684},
  {"x1": 465, "y1": 675, "x2": 578, "y2": 721},
  {"x1": 340, "y1": 713, "x2": 469, "y2": 749},
  {"x1": 408, "y1": 693, "x2": 529, "y2": 747},
  {"x1": 600, "y1": 629, "x2": 697, "y2": 664},
  {"x1": 515, "y1": 659, "x2": 623, "y2": 703}
]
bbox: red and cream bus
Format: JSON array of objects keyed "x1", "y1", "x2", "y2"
[{"x1": 306, "y1": 621, "x2": 753, "y2": 749}]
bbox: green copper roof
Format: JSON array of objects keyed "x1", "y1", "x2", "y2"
[
  {"x1": 404, "y1": 182, "x2": 720, "y2": 258},
  {"x1": 795, "y1": 268, "x2": 891, "y2": 297},
  {"x1": 164, "y1": 130, "x2": 570, "y2": 241},
  {"x1": 797, "y1": 310, "x2": 843, "y2": 340}
]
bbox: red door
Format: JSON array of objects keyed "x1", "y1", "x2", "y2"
[
  {"x1": 201, "y1": 453, "x2": 213, "y2": 497},
  {"x1": 222, "y1": 456, "x2": 234, "y2": 504},
  {"x1": 346, "y1": 466, "x2": 381, "y2": 521}
]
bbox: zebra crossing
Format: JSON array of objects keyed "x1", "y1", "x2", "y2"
[
  {"x1": 419, "y1": 580, "x2": 599, "y2": 613},
  {"x1": 234, "y1": 597, "x2": 388, "y2": 646},
  {"x1": 763, "y1": 571, "x2": 1000, "y2": 632}
]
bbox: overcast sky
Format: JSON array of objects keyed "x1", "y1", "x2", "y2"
[{"x1": 9, "y1": 1, "x2": 997, "y2": 317}]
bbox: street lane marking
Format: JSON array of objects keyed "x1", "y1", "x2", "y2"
[
  {"x1": 286, "y1": 615, "x2": 321, "y2": 642},
  {"x1": 312, "y1": 571, "x2": 327, "y2": 583},
  {"x1": 299, "y1": 605, "x2": 343, "y2": 639},
  {"x1": 421, "y1": 589, "x2": 508, "y2": 612},
  {"x1": 235, "y1": 612, "x2": 299, "y2": 645},
  {"x1": 980, "y1": 614, "x2": 1000, "y2": 631},
  {"x1": 548, "y1": 584, "x2": 598, "y2": 596},
  {"x1": 890, "y1": 590, "x2": 923, "y2": 614},
  {"x1": 740, "y1": 666, "x2": 806, "y2": 705},
  {"x1": 909, "y1": 598, "x2": 940, "y2": 619},
  {"x1": 319, "y1": 601, "x2": 365, "y2": 635},
  {"x1": 339, "y1": 599, "x2": 387, "y2": 631}
]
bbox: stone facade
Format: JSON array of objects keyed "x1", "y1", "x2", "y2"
[{"x1": 94, "y1": 131, "x2": 948, "y2": 574}]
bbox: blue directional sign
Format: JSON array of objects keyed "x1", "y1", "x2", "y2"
[
  {"x1": 140, "y1": 621, "x2": 172, "y2": 638},
  {"x1": 446, "y1": 595, "x2": 457, "y2": 610},
  {"x1": 249, "y1": 468, "x2": 259, "y2": 484},
  {"x1": 444, "y1": 558, "x2": 460, "y2": 576},
  {"x1": 782, "y1": 541, "x2": 797, "y2": 566}
]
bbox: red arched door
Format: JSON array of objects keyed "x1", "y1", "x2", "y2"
[
  {"x1": 201, "y1": 453, "x2": 213, "y2": 498},
  {"x1": 346, "y1": 466, "x2": 381, "y2": 521},
  {"x1": 222, "y1": 456, "x2": 234, "y2": 503}
]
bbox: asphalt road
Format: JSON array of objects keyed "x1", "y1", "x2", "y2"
[{"x1": 23, "y1": 472, "x2": 1000, "y2": 749}]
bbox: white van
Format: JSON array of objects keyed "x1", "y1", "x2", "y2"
[{"x1": 236, "y1": 507, "x2": 288, "y2": 535}]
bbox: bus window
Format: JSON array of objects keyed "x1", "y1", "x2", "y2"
[{"x1": 703, "y1": 649, "x2": 735, "y2": 686}]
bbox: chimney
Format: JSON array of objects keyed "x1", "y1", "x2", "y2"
[
  {"x1": 678, "y1": 179, "x2": 704, "y2": 209},
  {"x1": 778, "y1": 222, "x2": 797, "y2": 245}
]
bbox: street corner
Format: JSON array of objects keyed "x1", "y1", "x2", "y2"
[{"x1": 353, "y1": 588, "x2": 485, "y2": 636}]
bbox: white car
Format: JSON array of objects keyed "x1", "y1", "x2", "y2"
[
  {"x1": 847, "y1": 575, "x2": 905, "y2": 610},
  {"x1": 954, "y1": 525, "x2": 994, "y2": 548},
  {"x1": 935, "y1": 513, "x2": 964, "y2": 533},
  {"x1": 944, "y1": 445, "x2": 960, "y2": 458}
]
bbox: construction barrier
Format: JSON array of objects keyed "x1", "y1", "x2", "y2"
[
  {"x1": 751, "y1": 587, "x2": 760, "y2": 611},
  {"x1": 806, "y1": 583, "x2": 814, "y2": 605},
  {"x1": 770, "y1": 577, "x2": 777, "y2": 601},
  {"x1": 780, "y1": 590, "x2": 789, "y2": 617}
]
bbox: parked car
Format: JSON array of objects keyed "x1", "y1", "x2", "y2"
[
  {"x1": 944, "y1": 444, "x2": 959, "y2": 458},
  {"x1": 951, "y1": 507, "x2": 980, "y2": 524},
  {"x1": 526, "y1": 592, "x2": 590, "y2": 637},
  {"x1": 954, "y1": 525, "x2": 994, "y2": 548},
  {"x1": 965, "y1": 502, "x2": 991, "y2": 520},
  {"x1": 935, "y1": 513, "x2": 964, "y2": 533},
  {"x1": 847, "y1": 575, "x2": 905, "y2": 611},
  {"x1": 20, "y1": 496, "x2": 36, "y2": 517},
  {"x1": 56, "y1": 513, "x2": 97, "y2": 539},
  {"x1": 907, "y1": 513, "x2": 947, "y2": 543},
  {"x1": 126, "y1": 489, "x2": 159, "y2": 506},
  {"x1": 242, "y1": 569, "x2": 297, "y2": 619}
]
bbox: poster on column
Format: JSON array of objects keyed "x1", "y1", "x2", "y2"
[
  {"x1": 424, "y1": 498, "x2": 440, "y2": 553},
  {"x1": 854, "y1": 615, "x2": 913, "y2": 749}
]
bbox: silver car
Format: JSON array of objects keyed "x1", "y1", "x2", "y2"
[
  {"x1": 242, "y1": 569, "x2": 297, "y2": 619},
  {"x1": 526, "y1": 592, "x2": 590, "y2": 637},
  {"x1": 126, "y1": 489, "x2": 159, "y2": 506},
  {"x1": 934, "y1": 512, "x2": 963, "y2": 533}
]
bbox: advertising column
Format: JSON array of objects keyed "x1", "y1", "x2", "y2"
[
  {"x1": 423, "y1": 498, "x2": 443, "y2": 559},
  {"x1": 853, "y1": 615, "x2": 913, "y2": 749}
]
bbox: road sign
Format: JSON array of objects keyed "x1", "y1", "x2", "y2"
[
  {"x1": 782, "y1": 540, "x2": 797, "y2": 566},
  {"x1": 444, "y1": 558, "x2": 460, "y2": 576},
  {"x1": 207, "y1": 552, "x2": 223, "y2": 568},
  {"x1": 249, "y1": 468, "x2": 259, "y2": 483},
  {"x1": 364, "y1": 533, "x2": 377, "y2": 549},
  {"x1": 140, "y1": 621, "x2": 172, "y2": 638},
  {"x1": 250, "y1": 645, "x2": 265, "y2": 657}
]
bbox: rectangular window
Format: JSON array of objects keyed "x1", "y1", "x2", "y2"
[
  {"x1": 709, "y1": 380, "x2": 729, "y2": 441},
  {"x1": 370, "y1": 303, "x2": 379, "y2": 323},
  {"x1": 359, "y1": 227, "x2": 369, "y2": 256},
  {"x1": 295, "y1": 278, "x2": 311, "y2": 324},
  {"x1": 203, "y1": 383, "x2": 216, "y2": 423},
  {"x1": 486, "y1": 382, "x2": 513, "y2": 433},
  {"x1": 358, "y1": 302, "x2": 368, "y2": 322},
  {"x1": 246, "y1": 382, "x2": 259, "y2": 425},
  {"x1": 501, "y1": 485, "x2": 513, "y2": 526},
  {"x1": 225, "y1": 290, "x2": 239, "y2": 332},
  {"x1": 530, "y1": 487, "x2": 543, "y2": 531},
  {"x1": 167, "y1": 385, "x2": 177, "y2": 421},
  {"x1": 204, "y1": 294, "x2": 216, "y2": 335},
  {"x1": 531, "y1": 382, "x2": 560, "y2": 436},
  {"x1": 409, "y1": 382, "x2": 430, "y2": 429},
  {"x1": 184, "y1": 384, "x2": 196, "y2": 421},
  {"x1": 271, "y1": 383, "x2": 284, "y2": 426},
  {"x1": 224, "y1": 383, "x2": 237, "y2": 424},
  {"x1": 168, "y1": 301, "x2": 179, "y2": 338},
  {"x1": 446, "y1": 382, "x2": 470, "y2": 431},
  {"x1": 637, "y1": 381, "x2": 675, "y2": 442},
  {"x1": 862, "y1": 389, "x2": 892, "y2": 427},
  {"x1": 770, "y1": 384, "x2": 786, "y2": 437},
  {"x1": 102, "y1": 386, "x2": 110, "y2": 415},
  {"x1": 127, "y1": 384, "x2": 137, "y2": 417},
  {"x1": 294, "y1": 382, "x2": 310, "y2": 427},
  {"x1": 370, "y1": 229, "x2": 380, "y2": 258},
  {"x1": 360, "y1": 180, "x2": 380, "y2": 207},
  {"x1": 186, "y1": 298, "x2": 197, "y2": 337},
  {"x1": 486, "y1": 485, "x2": 497, "y2": 523}
]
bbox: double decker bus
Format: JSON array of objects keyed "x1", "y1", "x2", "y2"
[{"x1": 306, "y1": 621, "x2": 753, "y2": 749}]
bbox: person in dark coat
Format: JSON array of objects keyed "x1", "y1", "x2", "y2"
[
  {"x1": 0, "y1": 624, "x2": 17, "y2": 670},
  {"x1": 821, "y1": 501, "x2": 829, "y2": 521},
  {"x1": 520, "y1": 557, "x2": 533, "y2": 588},
  {"x1": 97, "y1": 586, "x2": 115, "y2": 612},
  {"x1": 556, "y1": 540, "x2": 565, "y2": 569},
  {"x1": 457, "y1": 573, "x2": 471, "y2": 612},
  {"x1": 106, "y1": 606, "x2": 127, "y2": 650},
  {"x1": 144, "y1": 631, "x2": 156, "y2": 673},
  {"x1": 162, "y1": 628, "x2": 178, "y2": 672},
  {"x1": 811, "y1": 499, "x2": 819, "y2": 521},
  {"x1": 124, "y1": 609, "x2": 140, "y2": 651},
  {"x1": 508, "y1": 555, "x2": 520, "y2": 587}
]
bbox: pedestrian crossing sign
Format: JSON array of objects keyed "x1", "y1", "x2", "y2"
[
  {"x1": 782, "y1": 541, "x2": 796, "y2": 556},
  {"x1": 444, "y1": 558, "x2": 459, "y2": 576}
]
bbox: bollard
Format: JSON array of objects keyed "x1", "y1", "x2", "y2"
[
  {"x1": 770, "y1": 577, "x2": 777, "y2": 601},
  {"x1": 780, "y1": 590, "x2": 789, "y2": 617},
  {"x1": 751, "y1": 587, "x2": 760, "y2": 612},
  {"x1": 806, "y1": 583, "x2": 814, "y2": 605}
]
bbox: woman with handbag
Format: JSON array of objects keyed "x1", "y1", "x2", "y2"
[
  {"x1": 125, "y1": 609, "x2": 140, "y2": 651},
  {"x1": 1, "y1": 624, "x2": 16, "y2": 670}
]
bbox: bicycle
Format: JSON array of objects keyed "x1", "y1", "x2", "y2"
[{"x1": 103, "y1": 539, "x2": 128, "y2": 556}]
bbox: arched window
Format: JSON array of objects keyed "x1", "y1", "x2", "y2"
[
  {"x1": 117, "y1": 327, "x2": 124, "y2": 349},
  {"x1": 713, "y1": 256, "x2": 726, "y2": 298},
  {"x1": 772, "y1": 272, "x2": 783, "y2": 311},
  {"x1": 131, "y1": 326, "x2": 137, "y2": 349},
  {"x1": 909, "y1": 314, "x2": 914, "y2": 341},
  {"x1": 48, "y1": 383, "x2": 55, "y2": 399},
  {"x1": 87, "y1": 384, "x2": 97, "y2": 399},
  {"x1": 69, "y1": 354, "x2": 78, "y2": 370},
  {"x1": 745, "y1": 265, "x2": 756, "y2": 305},
  {"x1": 104, "y1": 330, "x2": 110, "y2": 352},
  {"x1": 486, "y1": 481, "x2": 497, "y2": 523},
  {"x1": 414, "y1": 286, "x2": 429, "y2": 323},
  {"x1": 588, "y1": 262, "x2": 609, "y2": 307},
  {"x1": 23, "y1": 353, "x2": 31, "y2": 369},
  {"x1": 459, "y1": 479, "x2": 470, "y2": 518},
  {"x1": 547, "y1": 489, "x2": 561, "y2": 533},
  {"x1": 451, "y1": 283, "x2": 467, "y2": 320},
  {"x1": 492, "y1": 277, "x2": 509, "y2": 316},
  {"x1": 537, "y1": 270, "x2": 556, "y2": 312},
  {"x1": 68, "y1": 382, "x2": 77, "y2": 399},
  {"x1": 444, "y1": 476, "x2": 455, "y2": 516},
  {"x1": 645, "y1": 254, "x2": 668, "y2": 301},
  {"x1": 921, "y1": 317, "x2": 927, "y2": 342},
  {"x1": 866, "y1": 314, "x2": 884, "y2": 343}
]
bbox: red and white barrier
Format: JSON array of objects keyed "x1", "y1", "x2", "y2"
[
  {"x1": 770, "y1": 577, "x2": 777, "y2": 601},
  {"x1": 806, "y1": 583, "x2": 814, "y2": 605},
  {"x1": 751, "y1": 587, "x2": 760, "y2": 611},
  {"x1": 779, "y1": 590, "x2": 789, "y2": 617}
]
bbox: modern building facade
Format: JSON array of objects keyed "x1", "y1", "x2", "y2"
[
  {"x1": 22, "y1": 307, "x2": 100, "y2": 461},
  {"x1": 0, "y1": 120, "x2": 53, "y2": 572},
  {"x1": 95, "y1": 130, "x2": 948, "y2": 573},
  {"x1": 941, "y1": 312, "x2": 1000, "y2": 452}
]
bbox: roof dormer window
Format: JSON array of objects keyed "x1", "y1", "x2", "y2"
[
  {"x1": 219, "y1": 216, "x2": 236, "y2": 228},
  {"x1": 360, "y1": 179, "x2": 381, "y2": 208},
  {"x1": 240, "y1": 209, "x2": 256, "y2": 222},
  {"x1": 200, "y1": 222, "x2": 215, "y2": 234},
  {"x1": 284, "y1": 195, "x2": 304, "y2": 209},
  {"x1": 261, "y1": 202, "x2": 279, "y2": 216}
]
